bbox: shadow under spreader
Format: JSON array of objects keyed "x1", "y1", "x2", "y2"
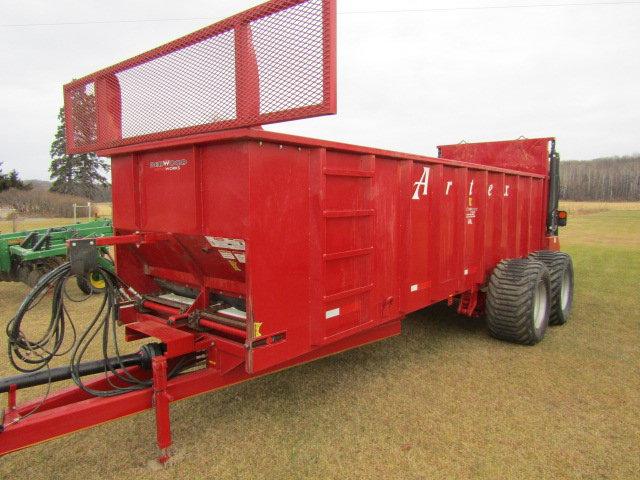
[{"x1": 169, "y1": 302, "x2": 489, "y2": 430}]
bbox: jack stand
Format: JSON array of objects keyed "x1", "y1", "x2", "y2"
[
  {"x1": 3, "y1": 384, "x2": 19, "y2": 426},
  {"x1": 152, "y1": 356, "x2": 172, "y2": 465}
]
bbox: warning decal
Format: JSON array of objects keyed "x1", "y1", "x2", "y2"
[
  {"x1": 218, "y1": 250, "x2": 236, "y2": 260},
  {"x1": 206, "y1": 237, "x2": 246, "y2": 251},
  {"x1": 465, "y1": 207, "x2": 478, "y2": 225}
]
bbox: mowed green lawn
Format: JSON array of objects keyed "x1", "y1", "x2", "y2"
[{"x1": 0, "y1": 203, "x2": 638, "y2": 479}]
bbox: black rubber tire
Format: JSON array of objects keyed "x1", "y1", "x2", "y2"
[
  {"x1": 528, "y1": 251, "x2": 574, "y2": 326},
  {"x1": 486, "y1": 258, "x2": 551, "y2": 345},
  {"x1": 76, "y1": 275, "x2": 93, "y2": 295},
  {"x1": 76, "y1": 271, "x2": 107, "y2": 295}
]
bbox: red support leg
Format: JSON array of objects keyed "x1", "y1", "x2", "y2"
[
  {"x1": 3, "y1": 384, "x2": 19, "y2": 425},
  {"x1": 152, "y1": 356, "x2": 172, "y2": 464},
  {"x1": 8, "y1": 384, "x2": 17, "y2": 411}
]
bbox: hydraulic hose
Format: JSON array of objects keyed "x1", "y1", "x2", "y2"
[{"x1": 5, "y1": 262, "x2": 194, "y2": 398}]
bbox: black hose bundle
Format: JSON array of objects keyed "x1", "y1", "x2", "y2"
[
  {"x1": 7, "y1": 262, "x2": 84, "y2": 373},
  {"x1": 6, "y1": 262, "x2": 191, "y2": 398}
]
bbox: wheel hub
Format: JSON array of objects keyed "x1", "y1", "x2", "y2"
[{"x1": 533, "y1": 281, "x2": 548, "y2": 330}]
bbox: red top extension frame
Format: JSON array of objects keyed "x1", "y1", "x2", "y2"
[{"x1": 64, "y1": 0, "x2": 337, "y2": 154}]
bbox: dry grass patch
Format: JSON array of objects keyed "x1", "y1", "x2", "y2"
[
  {"x1": 0, "y1": 205, "x2": 638, "y2": 479},
  {"x1": 560, "y1": 201, "x2": 640, "y2": 216},
  {"x1": 0, "y1": 217, "x2": 81, "y2": 234}
]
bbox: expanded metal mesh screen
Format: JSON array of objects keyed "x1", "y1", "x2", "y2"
[{"x1": 64, "y1": 0, "x2": 336, "y2": 154}]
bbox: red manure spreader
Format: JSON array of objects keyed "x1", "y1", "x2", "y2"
[{"x1": 0, "y1": 0, "x2": 573, "y2": 463}]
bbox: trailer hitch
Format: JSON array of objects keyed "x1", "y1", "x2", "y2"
[
  {"x1": 68, "y1": 238, "x2": 99, "y2": 276},
  {"x1": 0, "y1": 341, "x2": 194, "y2": 461},
  {"x1": 0, "y1": 343, "x2": 165, "y2": 395}
]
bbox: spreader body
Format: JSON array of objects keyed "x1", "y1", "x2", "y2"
[{"x1": 107, "y1": 129, "x2": 556, "y2": 374}]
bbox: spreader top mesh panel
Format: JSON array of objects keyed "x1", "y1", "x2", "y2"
[{"x1": 63, "y1": 0, "x2": 336, "y2": 154}]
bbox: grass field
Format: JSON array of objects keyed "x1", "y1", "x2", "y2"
[
  {"x1": 0, "y1": 217, "x2": 93, "y2": 233},
  {"x1": 0, "y1": 203, "x2": 638, "y2": 479}
]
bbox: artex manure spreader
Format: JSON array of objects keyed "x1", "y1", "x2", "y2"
[{"x1": 0, "y1": 0, "x2": 573, "y2": 463}]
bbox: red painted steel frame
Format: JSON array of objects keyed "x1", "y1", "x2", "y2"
[
  {"x1": 63, "y1": 0, "x2": 337, "y2": 154},
  {"x1": 0, "y1": 321, "x2": 401, "y2": 456}
]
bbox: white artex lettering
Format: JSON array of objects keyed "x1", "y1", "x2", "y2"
[
  {"x1": 445, "y1": 181, "x2": 453, "y2": 195},
  {"x1": 412, "y1": 167, "x2": 431, "y2": 200}
]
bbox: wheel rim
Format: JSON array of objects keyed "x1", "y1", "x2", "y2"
[
  {"x1": 89, "y1": 271, "x2": 106, "y2": 290},
  {"x1": 560, "y1": 269, "x2": 571, "y2": 311},
  {"x1": 533, "y1": 281, "x2": 547, "y2": 330}
]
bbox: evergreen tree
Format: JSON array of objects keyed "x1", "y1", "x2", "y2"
[
  {"x1": 8, "y1": 169, "x2": 30, "y2": 190},
  {"x1": 49, "y1": 107, "x2": 109, "y2": 199},
  {"x1": 0, "y1": 162, "x2": 6, "y2": 191},
  {"x1": 0, "y1": 162, "x2": 30, "y2": 192}
]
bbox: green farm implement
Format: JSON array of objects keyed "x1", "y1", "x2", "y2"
[{"x1": 0, "y1": 219, "x2": 113, "y2": 291}]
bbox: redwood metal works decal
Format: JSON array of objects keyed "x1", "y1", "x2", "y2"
[{"x1": 149, "y1": 159, "x2": 188, "y2": 171}]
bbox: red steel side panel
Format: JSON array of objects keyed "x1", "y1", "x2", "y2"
[
  {"x1": 465, "y1": 169, "x2": 487, "y2": 286},
  {"x1": 485, "y1": 171, "x2": 504, "y2": 274},
  {"x1": 108, "y1": 132, "x2": 551, "y2": 373},
  {"x1": 110, "y1": 143, "x2": 251, "y2": 294},
  {"x1": 401, "y1": 140, "x2": 550, "y2": 314},
  {"x1": 319, "y1": 151, "x2": 376, "y2": 344},
  {"x1": 373, "y1": 157, "x2": 403, "y2": 323},
  {"x1": 247, "y1": 141, "x2": 312, "y2": 372},
  {"x1": 438, "y1": 138, "x2": 552, "y2": 175}
]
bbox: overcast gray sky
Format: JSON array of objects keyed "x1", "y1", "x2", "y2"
[{"x1": 1, "y1": 0, "x2": 639, "y2": 180}]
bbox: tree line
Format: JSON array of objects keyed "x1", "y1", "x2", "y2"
[
  {"x1": 0, "y1": 162, "x2": 30, "y2": 192},
  {"x1": 560, "y1": 155, "x2": 640, "y2": 201},
  {"x1": 3, "y1": 106, "x2": 640, "y2": 203}
]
